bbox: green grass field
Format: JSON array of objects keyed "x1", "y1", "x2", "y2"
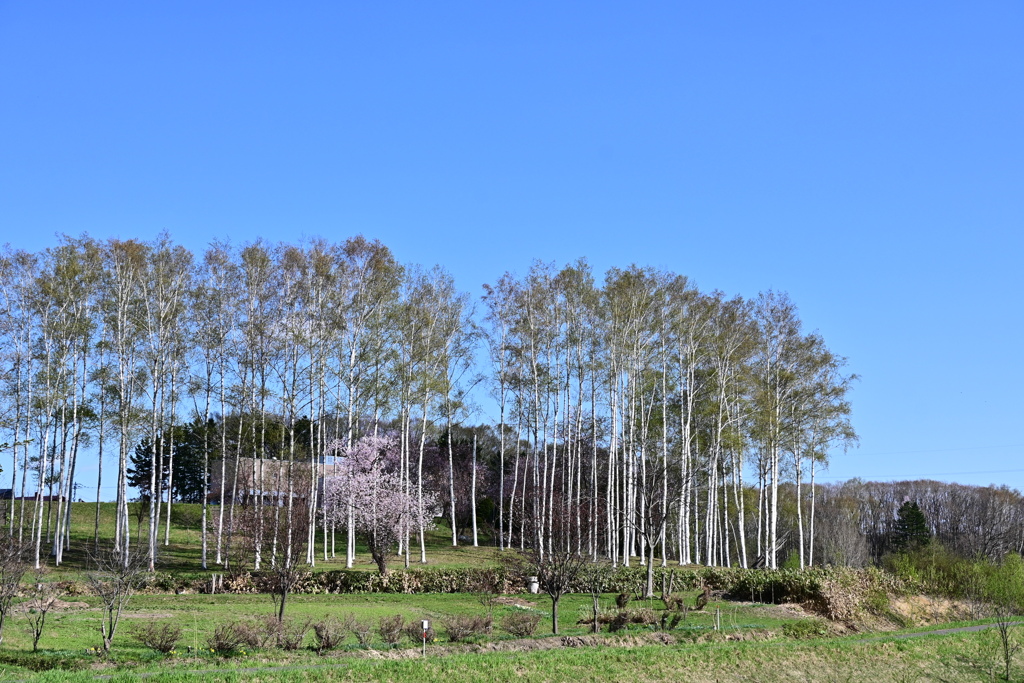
[
  {"x1": 0, "y1": 590, "x2": 793, "y2": 656},
  {"x1": 0, "y1": 587, "x2": 826, "y2": 678},
  {"x1": 3, "y1": 502, "x2": 1020, "y2": 681}
]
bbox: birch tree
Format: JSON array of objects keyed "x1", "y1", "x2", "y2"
[
  {"x1": 752, "y1": 290, "x2": 802, "y2": 569},
  {"x1": 100, "y1": 240, "x2": 149, "y2": 563},
  {"x1": 138, "y1": 236, "x2": 193, "y2": 571}
]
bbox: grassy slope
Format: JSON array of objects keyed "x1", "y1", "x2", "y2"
[
  {"x1": 23, "y1": 502, "x2": 506, "y2": 575},
  {"x1": 8, "y1": 503, "x2": 1017, "y2": 681}
]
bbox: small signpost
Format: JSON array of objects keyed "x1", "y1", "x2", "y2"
[{"x1": 421, "y1": 619, "x2": 430, "y2": 656}]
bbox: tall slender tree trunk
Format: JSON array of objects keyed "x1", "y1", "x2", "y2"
[
  {"x1": 471, "y1": 433, "x2": 478, "y2": 547},
  {"x1": 447, "y1": 408, "x2": 456, "y2": 546},
  {"x1": 808, "y1": 459, "x2": 816, "y2": 567}
]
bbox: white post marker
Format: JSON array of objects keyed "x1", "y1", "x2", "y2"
[{"x1": 422, "y1": 619, "x2": 430, "y2": 656}]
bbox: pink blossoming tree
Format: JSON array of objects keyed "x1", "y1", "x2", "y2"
[{"x1": 324, "y1": 434, "x2": 438, "y2": 574}]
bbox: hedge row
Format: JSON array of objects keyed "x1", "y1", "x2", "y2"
[
  {"x1": 214, "y1": 567, "x2": 529, "y2": 595},
  {"x1": 57, "y1": 562, "x2": 903, "y2": 622},
  {"x1": 141, "y1": 563, "x2": 899, "y2": 611}
]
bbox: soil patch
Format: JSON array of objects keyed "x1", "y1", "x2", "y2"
[
  {"x1": 495, "y1": 596, "x2": 538, "y2": 609},
  {"x1": 16, "y1": 599, "x2": 89, "y2": 612},
  {"x1": 888, "y1": 595, "x2": 980, "y2": 627},
  {"x1": 744, "y1": 601, "x2": 813, "y2": 620}
]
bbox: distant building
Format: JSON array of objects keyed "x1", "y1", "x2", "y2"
[{"x1": 14, "y1": 493, "x2": 66, "y2": 502}]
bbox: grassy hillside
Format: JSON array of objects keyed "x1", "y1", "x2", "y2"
[
  {"x1": 9, "y1": 502, "x2": 506, "y2": 576},
  {"x1": 2, "y1": 504, "x2": 1020, "y2": 681}
]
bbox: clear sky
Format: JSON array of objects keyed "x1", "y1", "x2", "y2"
[{"x1": 1, "y1": 2, "x2": 1022, "y2": 497}]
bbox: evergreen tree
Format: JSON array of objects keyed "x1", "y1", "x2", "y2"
[
  {"x1": 127, "y1": 421, "x2": 212, "y2": 504},
  {"x1": 892, "y1": 500, "x2": 930, "y2": 551}
]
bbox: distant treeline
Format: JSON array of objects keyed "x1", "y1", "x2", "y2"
[{"x1": 812, "y1": 479, "x2": 1024, "y2": 566}]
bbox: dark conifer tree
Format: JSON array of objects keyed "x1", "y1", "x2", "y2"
[{"x1": 893, "y1": 500, "x2": 930, "y2": 551}]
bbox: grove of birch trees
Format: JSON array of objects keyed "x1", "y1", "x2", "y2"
[{"x1": 0, "y1": 234, "x2": 857, "y2": 576}]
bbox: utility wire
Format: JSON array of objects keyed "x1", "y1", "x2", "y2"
[
  {"x1": 851, "y1": 444, "x2": 1022, "y2": 457},
  {"x1": 816, "y1": 468, "x2": 1024, "y2": 481}
]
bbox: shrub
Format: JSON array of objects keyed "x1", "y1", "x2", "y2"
[
  {"x1": 501, "y1": 611, "x2": 541, "y2": 637},
  {"x1": 442, "y1": 616, "x2": 474, "y2": 643},
  {"x1": 23, "y1": 575, "x2": 57, "y2": 652},
  {"x1": 207, "y1": 622, "x2": 247, "y2": 654},
  {"x1": 615, "y1": 592, "x2": 631, "y2": 608},
  {"x1": 591, "y1": 606, "x2": 621, "y2": 625},
  {"x1": 986, "y1": 554, "x2": 1024, "y2": 682},
  {"x1": 87, "y1": 547, "x2": 148, "y2": 654},
  {"x1": 782, "y1": 619, "x2": 828, "y2": 640},
  {"x1": 604, "y1": 607, "x2": 657, "y2": 632},
  {"x1": 403, "y1": 619, "x2": 436, "y2": 644},
  {"x1": 52, "y1": 580, "x2": 87, "y2": 597},
  {"x1": 342, "y1": 613, "x2": 374, "y2": 647},
  {"x1": 663, "y1": 593, "x2": 687, "y2": 611},
  {"x1": 378, "y1": 614, "x2": 405, "y2": 647},
  {"x1": 694, "y1": 587, "x2": 711, "y2": 611},
  {"x1": 883, "y1": 544, "x2": 994, "y2": 603},
  {"x1": 131, "y1": 621, "x2": 182, "y2": 654},
  {"x1": 277, "y1": 619, "x2": 309, "y2": 650},
  {"x1": 441, "y1": 614, "x2": 492, "y2": 642},
  {"x1": 208, "y1": 615, "x2": 307, "y2": 652},
  {"x1": 716, "y1": 565, "x2": 908, "y2": 620},
  {"x1": 312, "y1": 616, "x2": 346, "y2": 654},
  {"x1": 608, "y1": 611, "x2": 630, "y2": 632},
  {"x1": 239, "y1": 566, "x2": 527, "y2": 596},
  {"x1": 781, "y1": 550, "x2": 801, "y2": 570},
  {"x1": 231, "y1": 616, "x2": 279, "y2": 649},
  {"x1": 628, "y1": 607, "x2": 657, "y2": 625},
  {"x1": 864, "y1": 588, "x2": 891, "y2": 614},
  {"x1": 150, "y1": 572, "x2": 179, "y2": 592}
]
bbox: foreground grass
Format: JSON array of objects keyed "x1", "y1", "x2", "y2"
[
  {"x1": 1, "y1": 581, "x2": 1019, "y2": 681},
  {"x1": 11, "y1": 626, "x2": 1024, "y2": 682}
]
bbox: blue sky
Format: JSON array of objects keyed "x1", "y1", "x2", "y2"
[{"x1": 1, "y1": 2, "x2": 1022, "y2": 496}]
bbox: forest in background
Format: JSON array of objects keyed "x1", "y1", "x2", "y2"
[{"x1": 1, "y1": 233, "x2": 1019, "y2": 578}]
